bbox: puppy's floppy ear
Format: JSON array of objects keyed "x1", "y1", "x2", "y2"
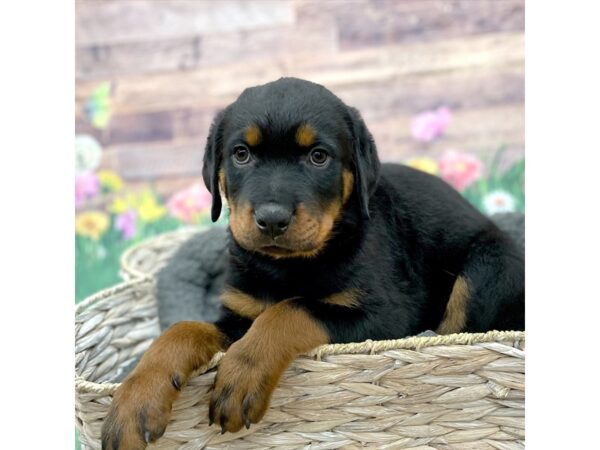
[
  {"x1": 202, "y1": 110, "x2": 227, "y2": 222},
  {"x1": 345, "y1": 106, "x2": 381, "y2": 218}
]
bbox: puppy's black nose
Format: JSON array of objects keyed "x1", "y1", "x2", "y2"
[{"x1": 254, "y1": 203, "x2": 292, "y2": 239}]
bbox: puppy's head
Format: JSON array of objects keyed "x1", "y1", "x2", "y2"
[{"x1": 203, "y1": 77, "x2": 380, "y2": 258}]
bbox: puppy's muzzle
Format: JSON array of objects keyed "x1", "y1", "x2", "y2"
[{"x1": 253, "y1": 203, "x2": 293, "y2": 239}]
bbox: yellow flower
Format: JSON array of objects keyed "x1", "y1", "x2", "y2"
[
  {"x1": 75, "y1": 211, "x2": 109, "y2": 240},
  {"x1": 98, "y1": 170, "x2": 124, "y2": 192},
  {"x1": 136, "y1": 190, "x2": 166, "y2": 222},
  {"x1": 109, "y1": 189, "x2": 167, "y2": 222},
  {"x1": 109, "y1": 193, "x2": 136, "y2": 214},
  {"x1": 406, "y1": 157, "x2": 439, "y2": 175}
]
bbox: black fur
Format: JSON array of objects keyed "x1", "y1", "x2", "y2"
[
  {"x1": 345, "y1": 106, "x2": 381, "y2": 218},
  {"x1": 203, "y1": 110, "x2": 227, "y2": 221},
  {"x1": 195, "y1": 77, "x2": 524, "y2": 344},
  {"x1": 157, "y1": 213, "x2": 523, "y2": 332}
]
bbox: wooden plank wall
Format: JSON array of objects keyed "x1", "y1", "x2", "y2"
[{"x1": 75, "y1": 0, "x2": 524, "y2": 197}]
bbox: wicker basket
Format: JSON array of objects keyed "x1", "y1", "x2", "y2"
[
  {"x1": 119, "y1": 227, "x2": 207, "y2": 281},
  {"x1": 75, "y1": 275, "x2": 525, "y2": 450}
]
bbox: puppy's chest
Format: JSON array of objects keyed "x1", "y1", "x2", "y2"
[
  {"x1": 223, "y1": 262, "x2": 350, "y2": 319},
  {"x1": 220, "y1": 288, "x2": 272, "y2": 320}
]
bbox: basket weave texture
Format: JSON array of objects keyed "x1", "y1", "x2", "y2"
[
  {"x1": 119, "y1": 227, "x2": 205, "y2": 281},
  {"x1": 76, "y1": 229, "x2": 525, "y2": 450}
]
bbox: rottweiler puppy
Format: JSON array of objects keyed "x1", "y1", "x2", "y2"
[{"x1": 101, "y1": 77, "x2": 524, "y2": 449}]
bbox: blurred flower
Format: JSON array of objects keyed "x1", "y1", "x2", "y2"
[
  {"x1": 75, "y1": 135, "x2": 102, "y2": 173},
  {"x1": 85, "y1": 82, "x2": 112, "y2": 129},
  {"x1": 410, "y1": 106, "x2": 451, "y2": 142},
  {"x1": 75, "y1": 171, "x2": 100, "y2": 208},
  {"x1": 115, "y1": 210, "x2": 137, "y2": 240},
  {"x1": 439, "y1": 150, "x2": 483, "y2": 191},
  {"x1": 109, "y1": 193, "x2": 135, "y2": 215},
  {"x1": 167, "y1": 183, "x2": 212, "y2": 223},
  {"x1": 75, "y1": 211, "x2": 109, "y2": 240},
  {"x1": 98, "y1": 170, "x2": 124, "y2": 192},
  {"x1": 483, "y1": 190, "x2": 517, "y2": 215},
  {"x1": 406, "y1": 157, "x2": 439, "y2": 175},
  {"x1": 137, "y1": 190, "x2": 166, "y2": 222}
]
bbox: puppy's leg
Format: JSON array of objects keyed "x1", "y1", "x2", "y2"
[
  {"x1": 437, "y1": 230, "x2": 524, "y2": 334},
  {"x1": 209, "y1": 300, "x2": 329, "y2": 433},
  {"x1": 101, "y1": 313, "x2": 250, "y2": 450}
]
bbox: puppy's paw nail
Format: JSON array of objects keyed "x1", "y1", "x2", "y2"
[{"x1": 171, "y1": 374, "x2": 182, "y2": 391}]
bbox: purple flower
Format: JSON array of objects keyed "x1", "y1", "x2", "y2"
[
  {"x1": 75, "y1": 171, "x2": 100, "y2": 208},
  {"x1": 115, "y1": 210, "x2": 137, "y2": 240},
  {"x1": 410, "y1": 106, "x2": 451, "y2": 142}
]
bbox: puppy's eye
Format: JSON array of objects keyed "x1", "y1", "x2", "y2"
[
  {"x1": 232, "y1": 145, "x2": 251, "y2": 165},
  {"x1": 308, "y1": 148, "x2": 329, "y2": 167}
]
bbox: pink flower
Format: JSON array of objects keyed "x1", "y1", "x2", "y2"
[
  {"x1": 167, "y1": 183, "x2": 212, "y2": 223},
  {"x1": 438, "y1": 150, "x2": 483, "y2": 192},
  {"x1": 75, "y1": 171, "x2": 100, "y2": 208},
  {"x1": 115, "y1": 210, "x2": 137, "y2": 240},
  {"x1": 410, "y1": 106, "x2": 451, "y2": 142}
]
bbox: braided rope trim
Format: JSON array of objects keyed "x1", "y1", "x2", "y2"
[
  {"x1": 75, "y1": 276, "x2": 152, "y2": 314},
  {"x1": 119, "y1": 227, "x2": 206, "y2": 279},
  {"x1": 75, "y1": 327, "x2": 524, "y2": 395}
]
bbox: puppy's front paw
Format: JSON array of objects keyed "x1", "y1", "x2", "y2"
[
  {"x1": 209, "y1": 347, "x2": 276, "y2": 433},
  {"x1": 101, "y1": 369, "x2": 180, "y2": 450}
]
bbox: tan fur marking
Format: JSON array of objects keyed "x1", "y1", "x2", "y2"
[
  {"x1": 137, "y1": 321, "x2": 225, "y2": 374},
  {"x1": 296, "y1": 123, "x2": 316, "y2": 147},
  {"x1": 228, "y1": 196, "x2": 346, "y2": 261},
  {"x1": 322, "y1": 289, "x2": 363, "y2": 308},
  {"x1": 342, "y1": 169, "x2": 354, "y2": 204},
  {"x1": 218, "y1": 168, "x2": 227, "y2": 197},
  {"x1": 210, "y1": 299, "x2": 329, "y2": 431},
  {"x1": 244, "y1": 124, "x2": 262, "y2": 146},
  {"x1": 437, "y1": 275, "x2": 470, "y2": 334},
  {"x1": 246, "y1": 299, "x2": 329, "y2": 357},
  {"x1": 262, "y1": 201, "x2": 341, "y2": 259},
  {"x1": 228, "y1": 202, "x2": 255, "y2": 244},
  {"x1": 221, "y1": 288, "x2": 268, "y2": 319},
  {"x1": 103, "y1": 322, "x2": 225, "y2": 446},
  {"x1": 318, "y1": 199, "x2": 342, "y2": 241}
]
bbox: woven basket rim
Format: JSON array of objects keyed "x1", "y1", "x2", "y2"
[
  {"x1": 119, "y1": 226, "x2": 209, "y2": 279},
  {"x1": 75, "y1": 278, "x2": 525, "y2": 396}
]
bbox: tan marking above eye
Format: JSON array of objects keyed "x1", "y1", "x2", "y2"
[
  {"x1": 296, "y1": 123, "x2": 316, "y2": 147},
  {"x1": 244, "y1": 124, "x2": 262, "y2": 147}
]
